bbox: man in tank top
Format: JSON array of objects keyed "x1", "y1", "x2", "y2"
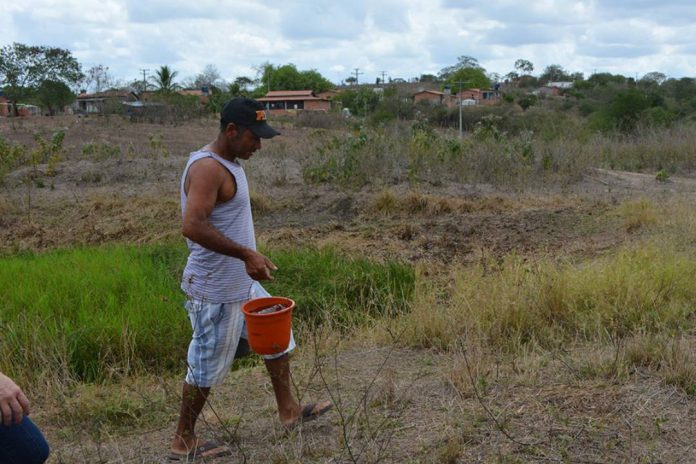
[{"x1": 170, "y1": 98, "x2": 332, "y2": 461}]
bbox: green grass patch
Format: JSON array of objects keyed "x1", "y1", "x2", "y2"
[
  {"x1": 1, "y1": 244, "x2": 414, "y2": 385},
  {"x1": 265, "y1": 247, "x2": 415, "y2": 327}
]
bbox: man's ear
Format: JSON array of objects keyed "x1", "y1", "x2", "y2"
[{"x1": 224, "y1": 122, "x2": 238, "y2": 137}]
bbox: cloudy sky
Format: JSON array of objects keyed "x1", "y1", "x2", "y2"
[{"x1": 4, "y1": 0, "x2": 696, "y2": 88}]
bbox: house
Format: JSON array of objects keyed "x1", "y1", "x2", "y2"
[
  {"x1": 75, "y1": 90, "x2": 139, "y2": 114},
  {"x1": 413, "y1": 88, "x2": 501, "y2": 107},
  {"x1": 458, "y1": 88, "x2": 501, "y2": 106},
  {"x1": 413, "y1": 90, "x2": 456, "y2": 107},
  {"x1": 257, "y1": 90, "x2": 331, "y2": 115},
  {"x1": 0, "y1": 92, "x2": 40, "y2": 117}
]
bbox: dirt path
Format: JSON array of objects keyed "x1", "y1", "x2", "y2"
[{"x1": 43, "y1": 344, "x2": 696, "y2": 463}]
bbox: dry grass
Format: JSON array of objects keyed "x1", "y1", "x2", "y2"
[
  {"x1": 384, "y1": 244, "x2": 696, "y2": 354},
  {"x1": 3, "y1": 115, "x2": 696, "y2": 462},
  {"x1": 619, "y1": 198, "x2": 658, "y2": 233},
  {"x1": 250, "y1": 189, "x2": 274, "y2": 215},
  {"x1": 368, "y1": 188, "x2": 514, "y2": 218}
]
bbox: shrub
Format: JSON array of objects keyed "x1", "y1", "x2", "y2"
[{"x1": 0, "y1": 136, "x2": 27, "y2": 183}]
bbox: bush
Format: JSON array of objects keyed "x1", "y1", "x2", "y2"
[
  {"x1": 0, "y1": 136, "x2": 27, "y2": 183},
  {"x1": 517, "y1": 94, "x2": 538, "y2": 111}
]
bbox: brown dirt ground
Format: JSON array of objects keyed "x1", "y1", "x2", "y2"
[{"x1": 2, "y1": 115, "x2": 695, "y2": 463}]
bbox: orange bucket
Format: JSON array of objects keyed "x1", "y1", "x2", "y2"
[{"x1": 242, "y1": 296, "x2": 295, "y2": 355}]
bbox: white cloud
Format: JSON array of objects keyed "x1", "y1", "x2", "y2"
[{"x1": 3, "y1": 0, "x2": 696, "y2": 87}]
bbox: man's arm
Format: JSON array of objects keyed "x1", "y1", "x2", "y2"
[
  {"x1": 0, "y1": 371, "x2": 30, "y2": 426},
  {"x1": 182, "y1": 159, "x2": 277, "y2": 281}
]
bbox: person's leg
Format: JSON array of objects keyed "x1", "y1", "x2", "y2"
[
  {"x1": 0, "y1": 416, "x2": 50, "y2": 464},
  {"x1": 264, "y1": 354, "x2": 333, "y2": 428},
  {"x1": 170, "y1": 300, "x2": 243, "y2": 457},
  {"x1": 250, "y1": 282, "x2": 332, "y2": 426},
  {"x1": 171, "y1": 383, "x2": 211, "y2": 453},
  {"x1": 264, "y1": 354, "x2": 301, "y2": 426}
]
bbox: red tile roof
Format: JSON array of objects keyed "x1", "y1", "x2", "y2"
[
  {"x1": 264, "y1": 90, "x2": 315, "y2": 97},
  {"x1": 414, "y1": 90, "x2": 445, "y2": 96},
  {"x1": 257, "y1": 90, "x2": 328, "y2": 102}
]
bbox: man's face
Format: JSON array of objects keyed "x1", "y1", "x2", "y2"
[{"x1": 227, "y1": 124, "x2": 261, "y2": 160}]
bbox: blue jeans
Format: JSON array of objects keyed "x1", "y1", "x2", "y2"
[{"x1": 0, "y1": 416, "x2": 50, "y2": 464}]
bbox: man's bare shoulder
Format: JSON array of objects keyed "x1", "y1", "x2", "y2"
[{"x1": 187, "y1": 156, "x2": 227, "y2": 179}]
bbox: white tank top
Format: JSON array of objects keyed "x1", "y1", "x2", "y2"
[{"x1": 180, "y1": 150, "x2": 256, "y2": 302}]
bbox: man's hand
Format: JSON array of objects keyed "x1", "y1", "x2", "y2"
[
  {"x1": 0, "y1": 372, "x2": 30, "y2": 426},
  {"x1": 242, "y1": 249, "x2": 278, "y2": 281}
]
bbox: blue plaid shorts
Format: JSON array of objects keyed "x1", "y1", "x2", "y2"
[{"x1": 184, "y1": 282, "x2": 296, "y2": 387}]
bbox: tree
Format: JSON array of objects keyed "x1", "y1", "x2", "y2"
[
  {"x1": 129, "y1": 78, "x2": 148, "y2": 94},
  {"x1": 419, "y1": 74, "x2": 438, "y2": 83},
  {"x1": 438, "y1": 55, "x2": 490, "y2": 91},
  {"x1": 664, "y1": 77, "x2": 696, "y2": 106},
  {"x1": 444, "y1": 67, "x2": 491, "y2": 93},
  {"x1": 255, "y1": 63, "x2": 333, "y2": 95},
  {"x1": 0, "y1": 42, "x2": 83, "y2": 115},
  {"x1": 514, "y1": 59, "x2": 534, "y2": 75},
  {"x1": 439, "y1": 55, "x2": 482, "y2": 80},
  {"x1": 34, "y1": 80, "x2": 75, "y2": 115},
  {"x1": 150, "y1": 65, "x2": 180, "y2": 93},
  {"x1": 334, "y1": 87, "x2": 380, "y2": 116},
  {"x1": 538, "y1": 65, "x2": 571, "y2": 83},
  {"x1": 640, "y1": 72, "x2": 667, "y2": 87},
  {"x1": 592, "y1": 88, "x2": 653, "y2": 132},
  {"x1": 83, "y1": 64, "x2": 114, "y2": 93},
  {"x1": 191, "y1": 64, "x2": 225, "y2": 90},
  {"x1": 344, "y1": 76, "x2": 357, "y2": 85},
  {"x1": 586, "y1": 72, "x2": 628, "y2": 87},
  {"x1": 234, "y1": 76, "x2": 254, "y2": 92},
  {"x1": 505, "y1": 71, "x2": 519, "y2": 82},
  {"x1": 298, "y1": 69, "x2": 333, "y2": 93}
]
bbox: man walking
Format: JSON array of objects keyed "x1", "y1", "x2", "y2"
[{"x1": 170, "y1": 97, "x2": 332, "y2": 461}]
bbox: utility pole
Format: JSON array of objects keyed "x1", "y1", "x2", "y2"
[
  {"x1": 139, "y1": 68, "x2": 149, "y2": 92},
  {"x1": 353, "y1": 68, "x2": 363, "y2": 85},
  {"x1": 457, "y1": 80, "x2": 471, "y2": 138},
  {"x1": 458, "y1": 80, "x2": 463, "y2": 138},
  {"x1": 380, "y1": 70, "x2": 387, "y2": 85}
]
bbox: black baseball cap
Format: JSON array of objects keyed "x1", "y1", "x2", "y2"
[{"x1": 220, "y1": 97, "x2": 280, "y2": 139}]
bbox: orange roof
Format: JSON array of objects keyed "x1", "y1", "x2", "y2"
[
  {"x1": 414, "y1": 90, "x2": 446, "y2": 96},
  {"x1": 258, "y1": 90, "x2": 328, "y2": 102},
  {"x1": 264, "y1": 90, "x2": 315, "y2": 97}
]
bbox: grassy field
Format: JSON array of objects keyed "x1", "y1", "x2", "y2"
[{"x1": 1, "y1": 112, "x2": 696, "y2": 462}]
